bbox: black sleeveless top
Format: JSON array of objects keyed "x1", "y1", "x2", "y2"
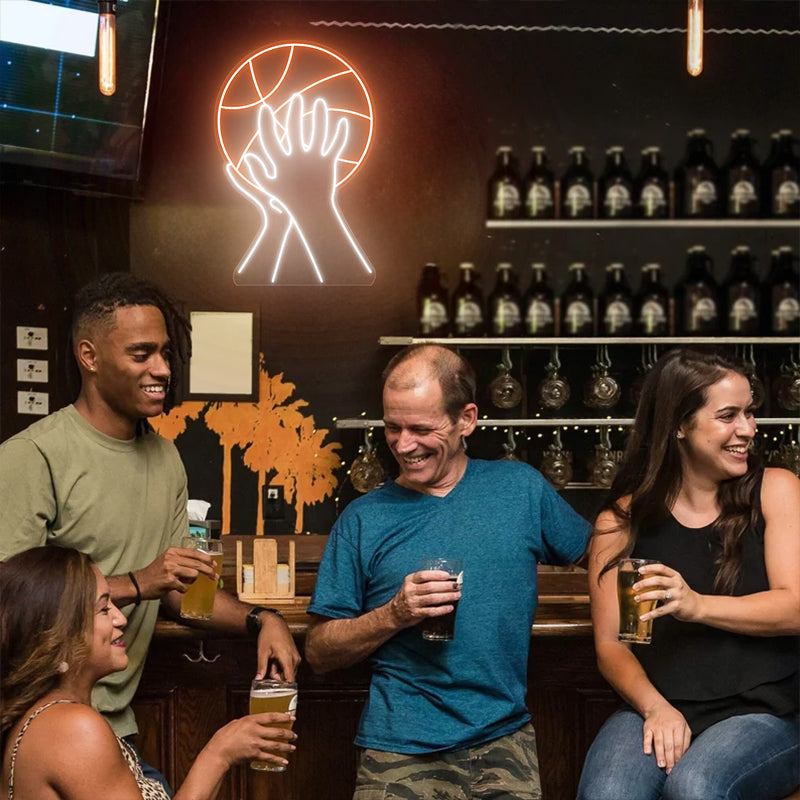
[{"x1": 630, "y1": 473, "x2": 799, "y2": 735}]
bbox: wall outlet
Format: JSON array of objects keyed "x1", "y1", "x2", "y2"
[{"x1": 263, "y1": 485, "x2": 285, "y2": 520}]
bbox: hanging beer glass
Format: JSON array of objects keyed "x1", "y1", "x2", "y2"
[
  {"x1": 627, "y1": 343, "x2": 657, "y2": 413},
  {"x1": 541, "y1": 428, "x2": 573, "y2": 490},
  {"x1": 349, "y1": 429, "x2": 386, "y2": 493},
  {"x1": 584, "y1": 345, "x2": 621, "y2": 410},
  {"x1": 489, "y1": 346, "x2": 523, "y2": 409},
  {"x1": 500, "y1": 427, "x2": 521, "y2": 461},
  {"x1": 538, "y1": 346, "x2": 571, "y2": 411},
  {"x1": 589, "y1": 427, "x2": 619, "y2": 488},
  {"x1": 741, "y1": 343, "x2": 765, "y2": 410}
]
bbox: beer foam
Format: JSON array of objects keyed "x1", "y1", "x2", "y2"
[{"x1": 251, "y1": 689, "x2": 296, "y2": 698}]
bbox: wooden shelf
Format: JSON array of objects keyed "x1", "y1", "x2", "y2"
[
  {"x1": 485, "y1": 219, "x2": 800, "y2": 229},
  {"x1": 379, "y1": 336, "x2": 800, "y2": 347},
  {"x1": 335, "y1": 417, "x2": 798, "y2": 430}
]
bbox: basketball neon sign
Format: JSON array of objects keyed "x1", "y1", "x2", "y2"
[{"x1": 217, "y1": 43, "x2": 375, "y2": 285}]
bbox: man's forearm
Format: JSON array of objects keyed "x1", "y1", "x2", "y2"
[
  {"x1": 163, "y1": 586, "x2": 250, "y2": 633},
  {"x1": 305, "y1": 603, "x2": 403, "y2": 673}
]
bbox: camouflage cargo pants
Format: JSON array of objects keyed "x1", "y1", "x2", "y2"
[{"x1": 353, "y1": 722, "x2": 542, "y2": 800}]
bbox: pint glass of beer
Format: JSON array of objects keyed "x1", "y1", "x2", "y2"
[
  {"x1": 617, "y1": 558, "x2": 660, "y2": 644},
  {"x1": 179, "y1": 536, "x2": 223, "y2": 620},
  {"x1": 419, "y1": 557, "x2": 463, "y2": 642},
  {"x1": 249, "y1": 679, "x2": 298, "y2": 772}
]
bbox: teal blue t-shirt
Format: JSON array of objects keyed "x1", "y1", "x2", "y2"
[{"x1": 308, "y1": 458, "x2": 590, "y2": 753}]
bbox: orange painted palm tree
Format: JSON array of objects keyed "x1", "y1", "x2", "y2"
[
  {"x1": 282, "y1": 417, "x2": 341, "y2": 533},
  {"x1": 148, "y1": 401, "x2": 207, "y2": 441},
  {"x1": 242, "y1": 366, "x2": 307, "y2": 533},
  {"x1": 203, "y1": 401, "x2": 257, "y2": 534}
]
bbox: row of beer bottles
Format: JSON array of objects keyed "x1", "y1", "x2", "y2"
[
  {"x1": 488, "y1": 129, "x2": 800, "y2": 220},
  {"x1": 417, "y1": 247, "x2": 799, "y2": 337}
]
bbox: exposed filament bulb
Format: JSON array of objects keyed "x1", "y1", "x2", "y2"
[
  {"x1": 98, "y1": 0, "x2": 116, "y2": 96},
  {"x1": 687, "y1": 0, "x2": 704, "y2": 77}
]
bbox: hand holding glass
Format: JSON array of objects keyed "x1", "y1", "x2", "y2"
[
  {"x1": 419, "y1": 558, "x2": 463, "y2": 641},
  {"x1": 249, "y1": 679, "x2": 298, "y2": 771},
  {"x1": 617, "y1": 558, "x2": 660, "y2": 644},
  {"x1": 179, "y1": 536, "x2": 223, "y2": 620}
]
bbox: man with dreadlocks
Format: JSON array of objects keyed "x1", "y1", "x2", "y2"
[{"x1": 0, "y1": 273, "x2": 300, "y2": 790}]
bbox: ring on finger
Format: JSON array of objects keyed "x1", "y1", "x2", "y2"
[{"x1": 664, "y1": 589, "x2": 672, "y2": 602}]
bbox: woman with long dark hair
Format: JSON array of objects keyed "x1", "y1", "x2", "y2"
[
  {"x1": 577, "y1": 348, "x2": 799, "y2": 800},
  {"x1": 1, "y1": 547, "x2": 297, "y2": 799}
]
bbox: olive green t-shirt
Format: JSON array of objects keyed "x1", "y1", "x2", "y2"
[{"x1": 0, "y1": 405, "x2": 189, "y2": 737}]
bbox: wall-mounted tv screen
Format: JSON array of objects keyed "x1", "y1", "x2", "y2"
[{"x1": 0, "y1": 0, "x2": 159, "y2": 196}]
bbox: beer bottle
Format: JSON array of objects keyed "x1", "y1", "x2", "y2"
[
  {"x1": 634, "y1": 263, "x2": 670, "y2": 336},
  {"x1": 523, "y1": 263, "x2": 555, "y2": 336},
  {"x1": 722, "y1": 129, "x2": 761, "y2": 218},
  {"x1": 487, "y1": 146, "x2": 523, "y2": 219},
  {"x1": 674, "y1": 129, "x2": 721, "y2": 218},
  {"x1": 634, "y1": 147, "x2": 669, "y2": 219},
  {"x1": 560, "y1": 146, "x2": 595, "y2": 219},
  {"x1": 417, "y1": 263, "x2": 449, "y2": 337},
  {"x1": 598, "y1": 147, "x2": 634, "y2": 219},
  {"x1": 763, "y1": 246, "x2": 800, "y2": 335},
  {"x1": 451, "y1": 262, "x2": 485, "y2": 337},
  {"x1": 561, "y1": 262, "x2": 594, "y2": 336},
  {"x1": 764, "y1": 130, "x2": 800, "y2": 218},
  {"x1": 675, "y1": 245, "x2": 720, "y2": 334},
  {"x1": 722, "y1": 245, "x2": 761, "y2": 335},
  {"x1": 523, "y1": 146, "x2": 555, "y2": 219},
  {"x1": 488, "y1": 262, "x2": 524, "y2": 336},
  {"x1": 599, "y1": 263, "x2": 634, "y2": 336}
]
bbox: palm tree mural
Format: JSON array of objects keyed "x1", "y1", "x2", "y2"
[
  {"x1": 203, "y1": 400, "x2": 257, "y2": 534},
  {"x1": 181, "y1": 354, "x2": 341, "y2": 535},
  {"x1": 282, "y1": 417, "x2": 342, "y2": 533},
  {"x1": 241, "y1": 364, "x2": 307, "y2": 533},
  {"x1": 148, "y1": 400, "x2": 207, "y2": 441}
]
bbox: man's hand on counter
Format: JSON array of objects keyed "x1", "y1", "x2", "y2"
[{"x1": 254, "y1": 609, "x2": 301, "y2": 681}]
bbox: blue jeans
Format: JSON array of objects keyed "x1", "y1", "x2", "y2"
[
  {"x1": 122, "y1": 736, "x2": 173, "y2": 797},
  {"x1": 576, "y1": 708, "x2": 799, "y2": 800}
]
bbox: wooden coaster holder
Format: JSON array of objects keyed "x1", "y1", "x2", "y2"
[{"x1": 236, "y1": 538, "x2": 296, "y2": 602}]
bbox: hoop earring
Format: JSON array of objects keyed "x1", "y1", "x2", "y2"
[{"x1": 461, "y1": 436, "x2": 468, "y2": 452}]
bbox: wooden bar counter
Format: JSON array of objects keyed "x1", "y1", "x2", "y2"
[{"x1": 132, "y1": 539, "x2": 616, "y2": 800}]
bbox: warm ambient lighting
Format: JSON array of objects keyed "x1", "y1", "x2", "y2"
[
  {"x1": 97, "y1": 0, "x2": 116, "y2": 96},
  {"x1": 687, "y1": 0, "x2": 704, "y2": 76}
]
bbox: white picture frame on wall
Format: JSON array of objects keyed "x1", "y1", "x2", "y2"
[{"x1": 187, "y1": 311, "x2": 257, "y2": 401}]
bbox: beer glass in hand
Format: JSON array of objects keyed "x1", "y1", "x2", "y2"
[
  {"x1": 180, "y1": 536, "x2": 223, "y2": 620},
  {"x1": 617, "y1": 559, "x2": 660, "y2": 644},
  {"x1": 419, "y1": 558, "x2": 463, "y2": 641},
  {"x1": 249, "y1": 679, "x2": 298, "y2": 771}
]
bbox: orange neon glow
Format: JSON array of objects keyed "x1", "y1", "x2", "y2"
[
  {"x1": 217, "y1": 43, "x2": 373, "y2": 190},
  {"x1": 687, "y1": 0, "x2": 703, "y2": 77}
]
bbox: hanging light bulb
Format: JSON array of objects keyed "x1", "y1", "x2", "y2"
[
  {"x1": 98, "y1": 0, "x2": 116, "y2": 96},
  {"x1": 687, "y1": 0, "x2": 704, "y2": 77}
]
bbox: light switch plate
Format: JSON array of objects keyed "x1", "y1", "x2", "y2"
[
  {"x1": 17, "y1": 390, "x2": 49, "y2": 416},
  {"x1": 16, "y1": 358, "x2": 49, "y2": 383},
  {"x1": 16, "y1": 326, "x2": 48, "y2": 350}
]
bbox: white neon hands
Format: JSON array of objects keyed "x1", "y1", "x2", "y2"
[{"x1": 227, "y1": 93, "x2": 375, "y2": 285}]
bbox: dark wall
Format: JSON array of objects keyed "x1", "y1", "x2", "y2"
[{"x1": 3, "y1": 1, "x2": 798, "y2": 532}]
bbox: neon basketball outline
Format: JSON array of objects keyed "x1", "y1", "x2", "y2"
[
  {"x1": 217, "y1": 43, "x2": 373, "y2": 190},
  {"x1": 217, "y1": 43, "x2": 375, "y2": 285}
]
